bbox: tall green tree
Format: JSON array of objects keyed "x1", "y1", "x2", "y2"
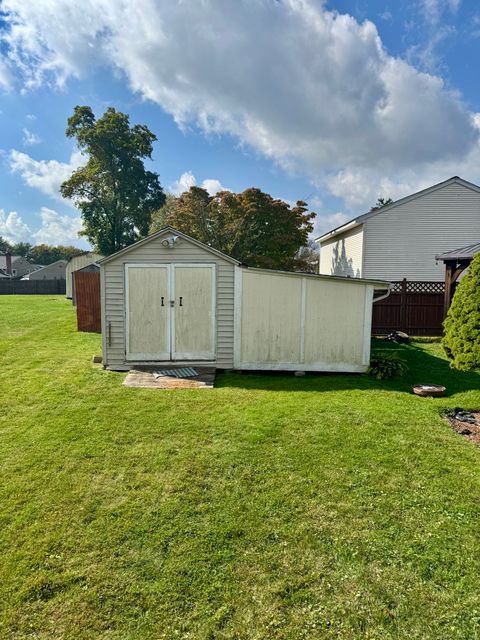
[
  {"x1": 11, "y1": 242, "x2": 32, "y2": 258},
  {"x1": 160, "y1": 186, "x2": 315, "y2": 270},
  {"x1": 443, "y1": 253, "x2": 480, "y2": 371},
  {"x1": 0, "y1": 237, "x2": 13, "y2": 254},
  {"x1": 61, "y1": 106, "x2": 165, "y2": 255}
]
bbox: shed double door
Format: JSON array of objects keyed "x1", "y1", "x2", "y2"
[{"x1": 126, "y1": 264, "x2": 216, "y2": 361}]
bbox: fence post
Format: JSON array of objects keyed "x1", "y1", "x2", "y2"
[{"x1": 400, "y1": 278, "x2": 407, "y2": 332}]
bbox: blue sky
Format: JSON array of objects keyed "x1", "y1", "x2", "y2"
[{"x1": 1, "y1": 0, "x2": 480, "y2": 248}]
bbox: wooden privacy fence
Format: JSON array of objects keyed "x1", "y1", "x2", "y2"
[
  {"x1": 372, "y1": 279, "x2": 444, "y2": 336},
  {"x1": 74, "y1": 270, "x2": 101, "y2": 333},
  {"x1": 0, "y1": 279, "x2": 66, "y2": 295}
]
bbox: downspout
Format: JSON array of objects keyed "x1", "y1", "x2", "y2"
[{"x1": 373, "y1": 285, "x2": 391, "y2": 303}]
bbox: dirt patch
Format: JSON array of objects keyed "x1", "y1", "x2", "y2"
[{"x1": 447, "y1": 409, "x2": 480, "y2": 444}]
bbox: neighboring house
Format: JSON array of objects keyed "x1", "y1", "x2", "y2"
[
  {"x1": 317, "y1": 176, "x2": 480, "y2": 282},
  {"x1": 25, "y1": 259, "x2": 67, "y2": 280},
  {"x1": 66, "y1": 252, "x2": 104, "y2": 299},
  {"x1": 0, "y1": 254, "x2": 38, "y2": 279}
]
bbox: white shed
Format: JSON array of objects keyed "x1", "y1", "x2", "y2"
[
  {"x1": 66, "y1": 252, "x2": 104, "y2": 300},
  {"x1": 99, "y1": 227, "x2": 389, "y2": 372}
]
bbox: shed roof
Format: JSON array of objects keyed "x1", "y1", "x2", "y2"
[
  {"x1": 315, "y1": 176, "x2": 480, "y2": 243},
  {"x1": 98, "y1": 226, "x2": 241, "y2": 265},
  {"x1": 435, "y1": 243, "x2": 480, "y2": 262}
]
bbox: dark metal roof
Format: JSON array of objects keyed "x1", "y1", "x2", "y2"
[{"x1": 435, "y1": 243, "x2": 480, "y2": 262}]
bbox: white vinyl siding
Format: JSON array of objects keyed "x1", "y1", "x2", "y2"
[
  {"x1": 363, "y1": 182, "x2": 480, "y2": 281},
  {"x1": 102, "y1": 233, "x2": 235, "y2": 369},
  {"x1": 319, "y1": 225, "x2": 364, "y2": 277}
]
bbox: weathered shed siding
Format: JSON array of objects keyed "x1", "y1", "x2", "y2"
[
  {"x1": 102, "y1": 233, "x2": 235, "y2": 369},
  {"x1": 362, "y1": 182, "x2": 480, "y2": 281},
  {"x1": 235, "y1": 268, "x2": 376, "y2": 372},
  {"x1": 319, "y1": 225, "x2": 364, "y2": 277},
  {"x1": 66, "y1": 253, "x2": 103, "y2": 298}
]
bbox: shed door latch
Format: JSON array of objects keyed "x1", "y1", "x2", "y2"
[{"x1": 170, "y1": 300, "x2": 175, "y2": 307}]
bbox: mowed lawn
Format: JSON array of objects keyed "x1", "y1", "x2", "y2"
[{"x1": 2, "y1": 297, "x2": 480, "y2": 639}]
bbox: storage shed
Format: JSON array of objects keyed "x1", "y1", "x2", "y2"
[
  {"x1": 99, "y1": 227, "x2": 389, "y2": 372},
  {"x1": 66, "y1": 252, "x2": 104, "y2": 300}
]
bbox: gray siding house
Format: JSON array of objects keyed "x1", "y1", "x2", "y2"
[
  {"x1": 27, "y1": 259, "x2": 67, "y2": 280},
  {"x1": 0, "y1": 255, "x2": 38, "y2": 279},
  {"x1": 317, "y1": 177, "x2": 480, "y2": 282}
]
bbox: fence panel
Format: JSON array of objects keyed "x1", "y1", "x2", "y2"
[
  {"x1": 0, "y1": 279, "x2": 66, "y2": 295},
  {"x1": 372, "y1": 280, "x2": 444, "y2": 336},
  {"x1": 74, "y1": 271, "x2": 101, "y2": 333}
]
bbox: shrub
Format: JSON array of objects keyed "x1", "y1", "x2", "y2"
[
  {"x1": 368, "y1": 352, "x2": 408, "y2": 380},
  {"x1": 443, "y1": 253, "x2": 480, "y2": 371}
]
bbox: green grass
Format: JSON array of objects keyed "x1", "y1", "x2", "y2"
[{"x1": 1, "y1": 296, "x2": 480, "y2": 639}]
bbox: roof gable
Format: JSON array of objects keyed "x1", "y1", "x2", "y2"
[
  {"x1": 316, "y1": 176, "x2": 480, "y2": 243},
  {"x1": 98, "y1": 227, "x2": 240, "y2": 265}
]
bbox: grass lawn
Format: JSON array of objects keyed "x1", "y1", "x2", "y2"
[{"x1": 2, "y1": 296, "x2": 480, "y2": 639}]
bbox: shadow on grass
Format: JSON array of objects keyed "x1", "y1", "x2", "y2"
[{"x1": 217, "y1": 340, "x2": 480, "y2": 396}]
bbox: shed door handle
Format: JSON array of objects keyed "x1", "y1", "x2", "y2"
[
  {"x1": 161, "y1": 296, "x2": 164, "y2": 307},
  {"x1": 179, "y1": 296, "x2": 183, "y2": 307}
]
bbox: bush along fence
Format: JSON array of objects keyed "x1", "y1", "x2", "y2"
[
  {"x1": 372, "y1": 279, "x2": 444, "y2": 336},
  {"x1": 0, "y1": 279, "x2": 66, "y2": 295}
]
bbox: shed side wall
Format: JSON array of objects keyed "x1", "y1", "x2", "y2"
[
  {"x1": 102, "y1": 236, "x2": 235, "y2": 368},
  {"x1": 237, "y1": 269, "x2": 371, "y2": 371},
  {"x1": 319, "y1": 225, "x2": 363, "y2": 277}
]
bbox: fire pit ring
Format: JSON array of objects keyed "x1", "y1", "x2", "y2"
[{"x1": 412, "y1": 383, "x2": 446, "y2": 397}]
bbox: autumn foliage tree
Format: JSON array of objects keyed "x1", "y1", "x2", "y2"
[
  {"x1": 61, "y1": 106, "x2": 165, "y2": 255},
  {"x1": 151, "y1": 186, "x2": 315, "y2": 270}
]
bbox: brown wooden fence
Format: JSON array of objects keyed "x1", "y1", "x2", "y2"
[
  {"x1": 0, "y1": 279, "x2": 66, "y2": 295},
  {"x1": 74, "y1": 271, "x2": 101, "y2": 333},
  {"x1": 372, "y1": 279, "x2": 444, "y2": 336}
]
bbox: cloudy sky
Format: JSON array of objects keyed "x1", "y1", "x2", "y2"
[{"x1": 1, "y1": 0, "x2": 480, "y2": 247}]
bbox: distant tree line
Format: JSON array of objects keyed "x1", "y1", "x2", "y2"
[{"x1": 0, "y1": 237, "x2": 84, "y2": 265}]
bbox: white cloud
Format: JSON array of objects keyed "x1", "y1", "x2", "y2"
[
  {"x1": 0, "y1": 206, "x2": 85, "y2": 247},
  {"x1": 200, "y1": 179, "x2": 224, "y2": 196},
  {"x1": 1, "y1": 0, "x2": 478, "y2": 215},
  {"x1": 22, "y1": 127, "x2": 41, "y2": 146},
  {"x1": 169, "y1": 171, "x2": 196, "y2": 196},
  {"x1": 314, "y1": 212, "x2": 350, "y2": 238},
  {"x1": 421, "y1": 0, "x2": 460, "y2": 23},
  {"x1": 0, "y1": 209, "x2": 31, "y2": 243},
  {"x1": 0, "y1": 57, "x2": 12, "y2": 90},
  {"x1": 34, "y1": 207, "x2": 83, "y2": 245},
  {"x1": 9, "y1": 149, "x2": 83, "y2": 201},
  {"x1": 1, "y1": 1, "x2": 476, "y2": 171},
  {"x1": 170, "y1": 171, "x2": 226, "y2": 196},
  {"x1": 325, "y1": 113, "x2": 480, "y2": 211}
]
